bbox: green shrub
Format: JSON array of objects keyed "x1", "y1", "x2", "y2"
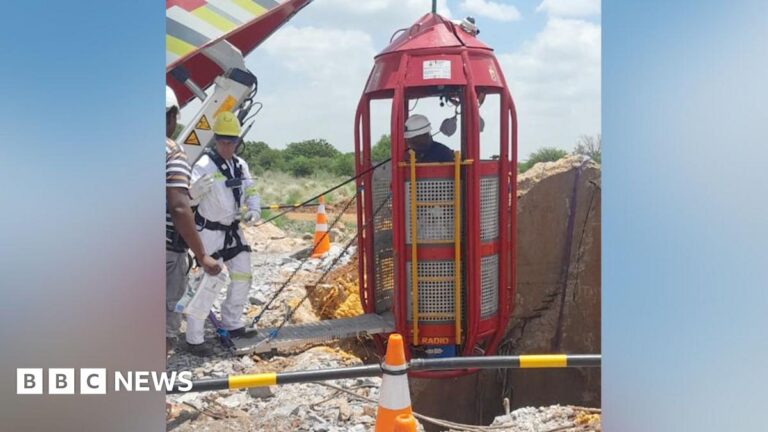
[
  {"x1": 287, "y1": 156, "x2": 315, "y2": 177},
  {"x1": 285, "y1": 188, "x2": 304, "y2": 206},
  {"x1": 331, "y1": 153, "x2": 356, "y2": 177},
  {"x1": 372, "y1": 134, "x2": 391, "y2": 162},
  {"x1": 283, "y1": 139, "x2": 340, "y2": 161},
  {"x1": 258, "y1": 148, "x2": 286, "y2": 172},
  {"x1": 238, "y1": 141, "x2": 275, "y2": 175},
  {"x1": 573, "y1": 134, "x2": 601, "y2": 164},
  {"x1": 519, "y1": 147, "x2": 568, "y2": 173}
]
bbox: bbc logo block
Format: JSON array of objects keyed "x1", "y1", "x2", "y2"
[
  {"x1": 48, "y1": 368, "x2": 75, "y2": 394},
  {"x1": 16, "y1": 368, "x2": 43, "y2": 395},
  {"x1": 80, "y1": 368, "x2": 107, "y2": 394},
  {"x1": 16, "y1": 368, "x2": 192, "y2": 394},
  {"x1": 17, "y1": 368, "x2": 107, "y2": 395}
]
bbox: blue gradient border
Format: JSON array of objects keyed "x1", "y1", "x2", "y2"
[
  {"x1": 603, "y1": 1, "x2": 768, "y2": 430},
  {"x1": 0, "y1": 1, "x2": 165, "y2": 431}
]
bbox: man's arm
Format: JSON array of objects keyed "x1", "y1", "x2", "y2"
[
  {"x1": 189, "y1": 157, "x2": 214, "y2": 206},
  {"x1": 240, "y1": 160, "x2": 261, "y2": 224},
  {"x1": 167, "y1": 186, "x2": 221, "y2": 275}
]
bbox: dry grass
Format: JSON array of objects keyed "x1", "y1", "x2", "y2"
[{"x1": 249, "y1": 170, "x2": 356, "y2": 208}]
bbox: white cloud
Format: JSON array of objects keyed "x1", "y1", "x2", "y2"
[
  {"x1": 262, "y1": 26, "x2": 375, "y2": 84},
  {"x1": 228, "y1": 0, "x2": 455, "y2": 151},
  {"x1": 321, "y1": 0, "x2": 451, "y2": 16},
  {"x1": 460, "y1": 0, "x2": 521, "y2": 22},
  {"x1": 179, "y1": 0, "x2": 600, "y2": 159},
  {"x1": 536, "y1": 0, "x2": 600, "y2": 18},
  {"x1": 497, "y1": 17, "x2": 600, "y2": 157},
  {"x1": 307, "y1": 0, "x2": 453, "y2": 38},
  {"x1": 237, "y1": 25, "x2": 377, "y2": 150}
]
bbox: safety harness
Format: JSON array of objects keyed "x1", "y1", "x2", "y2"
[{"x1": 194, "y1": 148, "x2": 252, "y2": 262}]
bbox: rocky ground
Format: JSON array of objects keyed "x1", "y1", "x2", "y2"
[
  {"x1": 166, "y1": 222, "x2": 383, "y2": 431},
  {"x1": 479, "y1": 406, "x2": 601, "y2": 432},
  {"x1": 167, "y1": 346, "x2": 385, "y2": 432}
]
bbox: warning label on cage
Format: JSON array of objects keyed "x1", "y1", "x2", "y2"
[
  {"x1": 423, "y1": 60, "x2": 451, "y2": 80},
  {"x1": 195, "y1": 115, "x2": 211, "y2": 130},
  {"x1": 184, "y1": 130, "x2": 200, "y2": 145}
]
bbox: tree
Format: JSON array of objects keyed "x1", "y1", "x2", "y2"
[
  {"x1": 518, "y1": 147, "x2": 568, "y2": 173},
  {"x1": 283, "y1": 139, "x2": 340, "y2": 161},
  {"x1": 372, "y1": 134, "x2": 391, "y2": 162},
  {"x1": 331, "y1": 153, "x2": 356, "y2": 177},
  {"x1": 238, "y1": 140, "x2": 270, "y2": 159},
  {"x1": 287, "y1": 156, "x2": 315, "y2": 177},
  {"x1": 573, "y1": 134, "x2": 601, "y2": 163},
  {"x1": 238, "y1": 141, "x2": 273, "y2": 175},
  {"x1": 257, "y1": 148, "x2": 285, "y2": 172}
]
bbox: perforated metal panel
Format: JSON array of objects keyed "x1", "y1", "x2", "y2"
[
  {"x1": 480, "y1": 254, "x2": 499, "y2": 317},
  {"x1": 374, "y1": 254, "x2": 394, "y2": 313},
  {"x1": 372, "y1": 161, "x2": 393, "y2": 314},
  {"x1": 404, "y1": 179, "x2": 460, "y2": 243},
  {"x1": 480, "y1": 177, "x2": 499, "y2": 241},
  {"x1": 373, "y1": 162, "x2": 392, "y2": 232},
  {"x1": 405, "y1": 260, "x2": 465, "y2": 323}
]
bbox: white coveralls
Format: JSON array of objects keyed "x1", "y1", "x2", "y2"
[{"x1": 186, "y1": 152, "x2": 259, "y2": 344}]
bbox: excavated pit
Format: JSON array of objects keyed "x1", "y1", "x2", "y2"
[
  {"x1": 410, "y1": 156, "x2": 601, "y2": 429},
  {"x1": 238, "y1": 156, "x2": 601, "y2": 430}
]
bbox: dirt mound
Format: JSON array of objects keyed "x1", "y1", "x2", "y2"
[
  {"x1": 242, "y1": 221, "x2": 287, "y2": 244},
  {"x1": 494, "y1": 155, "x2": 601, "y2": 408},
  {"x1": 306, "y1": 258, "x2": 364, "y2": 320}
]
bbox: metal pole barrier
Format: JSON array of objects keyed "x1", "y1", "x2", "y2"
[
  {"x1": 169, "y1": 364, "x2": 382, "y2": 394},
  {"x1": 168, "y1": 354, "x2": 600, "y2": 394},
  {"x1": 409, "y1": 354, "x2": 601, "y2": 371}
]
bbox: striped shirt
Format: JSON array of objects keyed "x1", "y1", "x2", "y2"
[{"x1": 166, "y1": 138, "x2": 191, "y2": 246}]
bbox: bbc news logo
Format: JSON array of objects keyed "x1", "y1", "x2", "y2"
[{"x1": 17, "y1": 368, "x2": 193, "y2": 394}]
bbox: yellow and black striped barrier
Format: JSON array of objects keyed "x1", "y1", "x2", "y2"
[
  {"x1": 168, "y1": 354, "x2": 600, "y2": 394},
  {"x1": 408, "y1": 354, "x2": 598, "y2": 371},
  {"x1": 261, "y1": 202, "x2": 319, "y2": 210}
]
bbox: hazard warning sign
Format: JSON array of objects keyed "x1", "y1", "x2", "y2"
[
  {"x1": 184, "y1": 131, "x2": 200, "y2": 145},
  {"x1": 195, "y1": 115, "x2": 211, "y2": 130}
]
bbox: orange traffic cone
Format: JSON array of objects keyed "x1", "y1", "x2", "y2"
[
  {"x1": 394, "y1": 413, "x2": 418, "y2": 432},
  {"x1": 375, "y1": 334, "x2": 412, "y2": 432},
  {"x1": 311, "y1": 195, "x2": 330, "y2": 258}
]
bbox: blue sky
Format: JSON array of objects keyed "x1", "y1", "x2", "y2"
[{"x1": 180, "y1": 0, "x2": 601, "y2": 159}]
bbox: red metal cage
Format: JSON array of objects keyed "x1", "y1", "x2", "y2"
[{"x1": 354, "y1": 13, "x2": 518, "y2": 378}]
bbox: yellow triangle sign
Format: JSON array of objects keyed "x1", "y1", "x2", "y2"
[
  {"x1": 195, "y1": 115, "x2": 211, "y2": 130},
  {"x1": 184, "y1": 130, "x2": 200, "y2": 146}
]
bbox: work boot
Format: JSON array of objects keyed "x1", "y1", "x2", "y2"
[
  {"x1": 227, "y1": 327, "x2": 248, "y2": 338},
  {"x1": 184, "y1": 341, "x2": 215, "y2": 357}
]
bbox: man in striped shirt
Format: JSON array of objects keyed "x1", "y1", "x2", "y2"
[{"x1": 166, "y1": 86, "x2": 221, "y2": 354}]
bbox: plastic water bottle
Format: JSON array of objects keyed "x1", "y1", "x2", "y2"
[
  {"x1": 174, "y1": 269, "x2": 204, "y2": 313},
  {"x1": 183, "y1": 270, "x2": 227, "y2": 320}
]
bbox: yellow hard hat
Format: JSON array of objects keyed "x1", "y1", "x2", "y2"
[{"x1": 212, "y1": 111, "x2": 241, "y2": 137}]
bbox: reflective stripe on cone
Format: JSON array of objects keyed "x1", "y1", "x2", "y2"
[
  {"x1": 375, "y1": 334, "x2": 412, "y2": 432},
  {"x1": 311, "y1": 195, "x2": 330, "y2": 257}
]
